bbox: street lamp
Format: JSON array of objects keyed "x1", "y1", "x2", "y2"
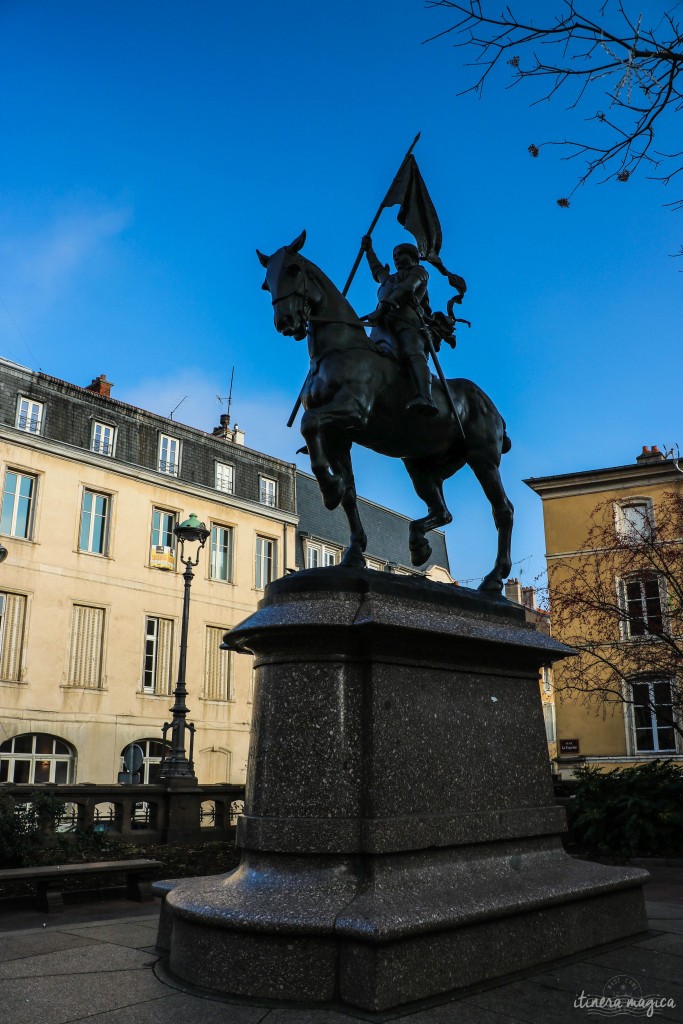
[{"x1": 159, "y1": 513, "x2": 210, "y2": 782}]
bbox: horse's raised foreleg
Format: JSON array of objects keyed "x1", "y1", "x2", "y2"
[
  {"x1": 403, "y1": 457, "x2": 462, "y2": 567},
  {"x1": 468, "y1": 454, "x2": 514, "y2": 592},
  {"x1": 329, "y1": 443, "x2": 367, "y2": 568}
]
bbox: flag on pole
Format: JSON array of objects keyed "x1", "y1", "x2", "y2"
[
  {"x1": 383, "y1": 154, "x2": 442, "y2": 259},
  {"x1": 383, "y1": 154, "x2": 466, "y2": 299}
]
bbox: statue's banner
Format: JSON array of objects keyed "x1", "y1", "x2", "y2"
[{"x1": 383, "y1": 153, "x2": 441, "y2": 260}]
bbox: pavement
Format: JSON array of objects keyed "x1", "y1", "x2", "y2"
[{"x1": 1, "y1": 873, "x2": 682, "y2": 1024}]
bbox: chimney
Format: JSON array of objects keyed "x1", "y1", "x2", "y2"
[
  {"x1": 521, "y1": 585, "x2": 537, "y2": 610},
  {"x1": 211, "y1": 414, "x2": 245, "y2": 446},
  {"x1": 636, "y1": 444, "x2": 665, "y2": 464},
  {"x1": 85, "y1": 374, "x2": 113, "y2": 398},
  {"x1": 504, "y1": 578, "x2": 523, "y2": 604}
]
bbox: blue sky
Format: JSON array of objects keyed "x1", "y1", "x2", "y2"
[{"x1": 1, "y1": 1, "x2": 681, "y2": 586}]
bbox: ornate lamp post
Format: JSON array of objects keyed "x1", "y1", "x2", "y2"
[{"x1": 160, "y1": 513, "x2": 210, "y2": 782}]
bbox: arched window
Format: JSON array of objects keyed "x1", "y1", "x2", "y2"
[
  {"x1": 0, "y1": 733, "x2": 76, "y2": 784},
  {"x1": 120, "y1": 738, "x2": 169, "y2": 784}
]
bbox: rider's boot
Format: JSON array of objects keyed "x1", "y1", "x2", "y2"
[{"x1": 405, "y1": 356, "x2": 438, "y2": 417}]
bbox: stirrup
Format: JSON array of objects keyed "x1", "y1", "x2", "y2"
[{"x1": 405, "y1": 395, "x2": 438, "y2": 417}]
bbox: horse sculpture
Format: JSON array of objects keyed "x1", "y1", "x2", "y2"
[{"x1": 257, "y1": 230, "x2": 513, "y2": 592}]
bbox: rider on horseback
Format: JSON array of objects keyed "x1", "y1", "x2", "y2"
[{"x1": 360, "y1": 235, "x2": 439, "y2": 418}]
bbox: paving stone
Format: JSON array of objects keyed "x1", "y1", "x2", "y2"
[
  {"x1": 646, "y1": 903, "x2": 683, "y2": 919},
  {"x1": 649, "y1": 919, "x2": 683, "y2": 935},
  {"x1": 465, "y1": 979, "x2": 614, "y2": 1024},
  {"x1": 0, "y1": 929, "x2": 92, "y2": 963},
  {"x1": 260, "y1": 1008, "x2": 361, "y2": 1023},
  {"x1": 60, "y1": 921, "x2": 160, "y2": 949},
  {"x1": 74, "y1": 991, "x2": 269, "y2": 1023},
  {"x1": 389, "y1": 998, "x2": 525, "y2": 1022},
  {"x1": 0, "y1": 967, "x2": 171, "y2": 1024},
  {"x1": 635, "y1": 932, "x2": 683, "y2": 955},
  {"x1": 587, "y1": 945, "x2": 683, "y2": 985},
  {"x1": 0, "y1": 941, "x2": 156, "y2": 978},
  {"x1": 531, "y1": 960, "x2": 683, "y2": 1022}
]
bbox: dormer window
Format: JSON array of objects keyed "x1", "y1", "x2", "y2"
[
  {"x1": 92, "y1": 421, "x2": 116, "y2": 456},
  {"x1": 16, "y1": 397, "x2": 43, "y2": 435},
  {"x1": 158, "y1": 434, "x2": 180, "y2": 476}
]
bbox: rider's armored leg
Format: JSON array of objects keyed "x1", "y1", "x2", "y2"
[{"x1": 405, "y1": 354, "x2": 438, "y2": 417}]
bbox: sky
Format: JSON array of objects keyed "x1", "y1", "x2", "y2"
[{"x1": 1, "y1": 1, "x2": 681, "y2": 587}]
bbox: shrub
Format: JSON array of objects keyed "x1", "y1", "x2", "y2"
[
  {"x1": 0, "y1": 791, "x2": 67, "y2": 868},
  {"x1": 568, "y1": 759, "x2": 683, "y2": 857}
]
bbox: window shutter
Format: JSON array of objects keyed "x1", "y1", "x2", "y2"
[
  {"x1": 205, "y1": 626, "x2": 230, "y2": 700},
  {"x1": 156, "y1": 618, "x2": 174, "y2": 695},
  {"x1": 68, "y1": 606, "x2": 104, "y2": 688},
  {"x1": 0, "y1": 593, "x2": 27, "y2": 681}
]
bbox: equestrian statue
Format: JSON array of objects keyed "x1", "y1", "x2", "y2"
[{"x1": 256, "y1": 144, "x2": 513, "y2": 593}]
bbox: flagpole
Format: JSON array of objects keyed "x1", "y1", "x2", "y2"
[
  {"x1": 341, "y1": 131, "x2": 421, "y2": 297},
  {"x1": 287, "y1": 132, "x2": 421, "y2": 428}
]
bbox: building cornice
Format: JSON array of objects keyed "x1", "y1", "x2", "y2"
[
  {"x1": 524, "y1": 460, "x2": 681, "y2": 500},
  {"x1": 0, "y1": 424, "x2": 298, "y2": 526}
]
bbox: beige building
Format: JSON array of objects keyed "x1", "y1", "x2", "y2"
[
  {"x1": 526, "y1": 446, "x2": 683, "y2": 778},
  {"x1": 0, "y1": 359, "x2": 453, "y2": 787},
  {"x1": 0, "y1": 359, "x2": 298, "y2": 786}
]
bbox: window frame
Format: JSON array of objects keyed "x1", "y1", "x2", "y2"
[
  {"x1": 91, "y1": 420, "x2": 116, "y2": 457},
  {"x1": 204, "y1": 624, "x2": 233, "y2": 701},
  {"x1": 629, "y1": 678, "x2": 678, "y2": 754},
  {"x1": 150, "y1": 507, "x2": 177, "y2": 570},
  {"x1": 0, "y1": 590, "x2": 28, "y2": 683},
  {"x1": 614, "y1": 497, "x2": 654, "y2": 542},
  {"x1": 306, "y1": 540, "x2": 340, "y2": 568},
  {"x1": 78, "y1": 488, "x2": 111, "y2": 556},
  {"x1": 158, "y1": 433, "x2": 180, "y2": 477},
  {"x1": 66, "y1": 604, "x2": 106, "y2": 690},
  {"x1": 209, "y1": 523, "x2": 234, "y2": 583},
  {"x1": 215, "y1": 461, "x2": 234, "y2": 494},
  {"x1": 0, "y1": 469, "x2": 37, "y2": 540},
  {"x1": 617, "y1": 572, "x2": 667, "y2": 639},
  {"x1": 259, "y1": 476, "x2": 277, "y2": 508},
  {"x1": 142, "y1": 615, "x2": 174, "y2": 695},
  {"x1": 0, "y1": 733, "x2": 75, "y2": 784},
  {"x1": 15, "y1": 396, "x2": 44, "y2": 435},
  {"x1": 255, "y1": 535, "x2": 277, "y2": 589}
]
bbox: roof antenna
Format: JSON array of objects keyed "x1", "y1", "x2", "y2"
[
  {"x1": 662, "y1": 443, "x2": 682, "y2": 473},
  {"x1": 169, "y1": 395, "x2": 188, "y2": 420},
  {"x1": 216, "y1": 367, "x2": 235, "y2": 427}
]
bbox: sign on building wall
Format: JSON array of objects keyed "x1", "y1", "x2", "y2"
[
  {"x1": 559, "y1": 738, "x2": 580, "y2": 754},
  {"x1": 150, "y1": 545, "x2": 174, "y2": 571}
]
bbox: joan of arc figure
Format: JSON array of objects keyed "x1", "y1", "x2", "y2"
[{"x1": 360, "y1": 235, "x2": 439, "y2": 418}]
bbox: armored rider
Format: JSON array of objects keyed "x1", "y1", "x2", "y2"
[{"x1": 360, "y1": 234, "x2": 438, "y2": 417}]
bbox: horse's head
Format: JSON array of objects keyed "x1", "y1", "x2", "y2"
[{"x1": 256, "y1": 230, "x2": 322, "y2": 341}]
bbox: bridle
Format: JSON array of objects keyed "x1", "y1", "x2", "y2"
[{"x1": 271, "y1": 260, "x2": 365, "y2": 329}]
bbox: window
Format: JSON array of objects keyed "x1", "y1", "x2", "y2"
[
  {"x1": 0, "y1": 734, "x2": 75, "y2": 784},
  {"x1": 142, "y1": 616, "x2": 174, "y2": 694},
  {"x1": 79, "y1": 490, "x2": 110, "y2": 555},
  {"x1": 215, "y1": 462, "x2": 234, "y2": 494},
  {"x1": 619, "y1": 573, "x2": 665, "y2": 638},
  {"x1": 0, "y1": 471, "x2": 36, "y2": 539},
  {"x1": 210, "y1": 525, "x2": 234, "y2": 582},
  {"x1": 543, "y1": 704, "x2": 556, "y2": 744},
  {"x1": 91, "y1": 421, "x2": 115, "y2": 456},
  {"x1": 631, "y1": 680, "x2": 677, "y2": 753},
  {"x1": 122, "y1": 738, "x2": 170, "y2": 784},
  {"x1": 150, "y1": 508, "x2": 176, "y2": 569},
  {"x1": 306, "y1": 541, "x2": 340, "y2": 568},
  {"x1": 0, "y1": 592, "x2": 27, "y2": 682},
  {"x1": 16, "y1": 397, "x2": 43, "y2": 434},
  {"x1": 204, "y1": 626, "x2": 232, "y2": 700},
  {"x1": 67, "y1": 605, "x2": 105, "y2": 689},
  {"x1": 255, "y1": 536, "x2": 276, "y2": 589},
  {"x1": 158, "y1": 434, "x2": 179, "y2": 476},
  {"x1": 616, "y1": 499, "x2": 653, "y2": 542},
  {"x1": 259, "y1": 476, "x2": 277, "y2": 507},
  {"x1": 541, "y1": 666, "x2": 552, "y2": 694}
]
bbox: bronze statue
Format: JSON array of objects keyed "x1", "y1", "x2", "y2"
[
  {"x1": 257, "y1": 231, "x2": 514, "y2": 593},
  {"x1": 361, "y1": 236, "x2": 438, "y2": 417}
]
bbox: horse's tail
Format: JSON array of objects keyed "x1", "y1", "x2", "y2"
[{"x1": 502, "y1": 420, "x2": 512, "y2": 454}]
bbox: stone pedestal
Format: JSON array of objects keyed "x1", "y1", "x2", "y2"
[{"x1": 155, "y1": 569, "x2": 648, "y2": 1012}]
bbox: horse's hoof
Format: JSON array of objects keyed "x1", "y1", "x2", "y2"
[
  {"x1": 321, "y1": 477, "x2": 345, "y2": 510},
  {"x1": 340, "y1": 548, "x2": 366, "y2": 569},
  {"x1": 410, "y1": 540, "x2": 432, "y2": 567},
  {"x1": 478, "y1": 574, "x2": 503, "y2": 593}
]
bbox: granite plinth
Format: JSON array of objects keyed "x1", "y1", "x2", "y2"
[{"x1": 156, "y1": 568, "x2": 649, "y2": 1012}]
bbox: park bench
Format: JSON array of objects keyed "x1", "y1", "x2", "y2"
[{"x1": 0, "y1": 858, "x2": 163, "y2": 913}]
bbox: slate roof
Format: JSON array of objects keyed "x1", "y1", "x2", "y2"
[{"x1": 295, "y1": 471, "x2": 450, "y2": 574}]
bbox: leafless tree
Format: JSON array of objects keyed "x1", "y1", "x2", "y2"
[
  {"x1": 547, "y1": 490, "x2": 683, "y2": 742},
  {"x1": 426, "y1": 1, "x2": 683, "y2": 218}
]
